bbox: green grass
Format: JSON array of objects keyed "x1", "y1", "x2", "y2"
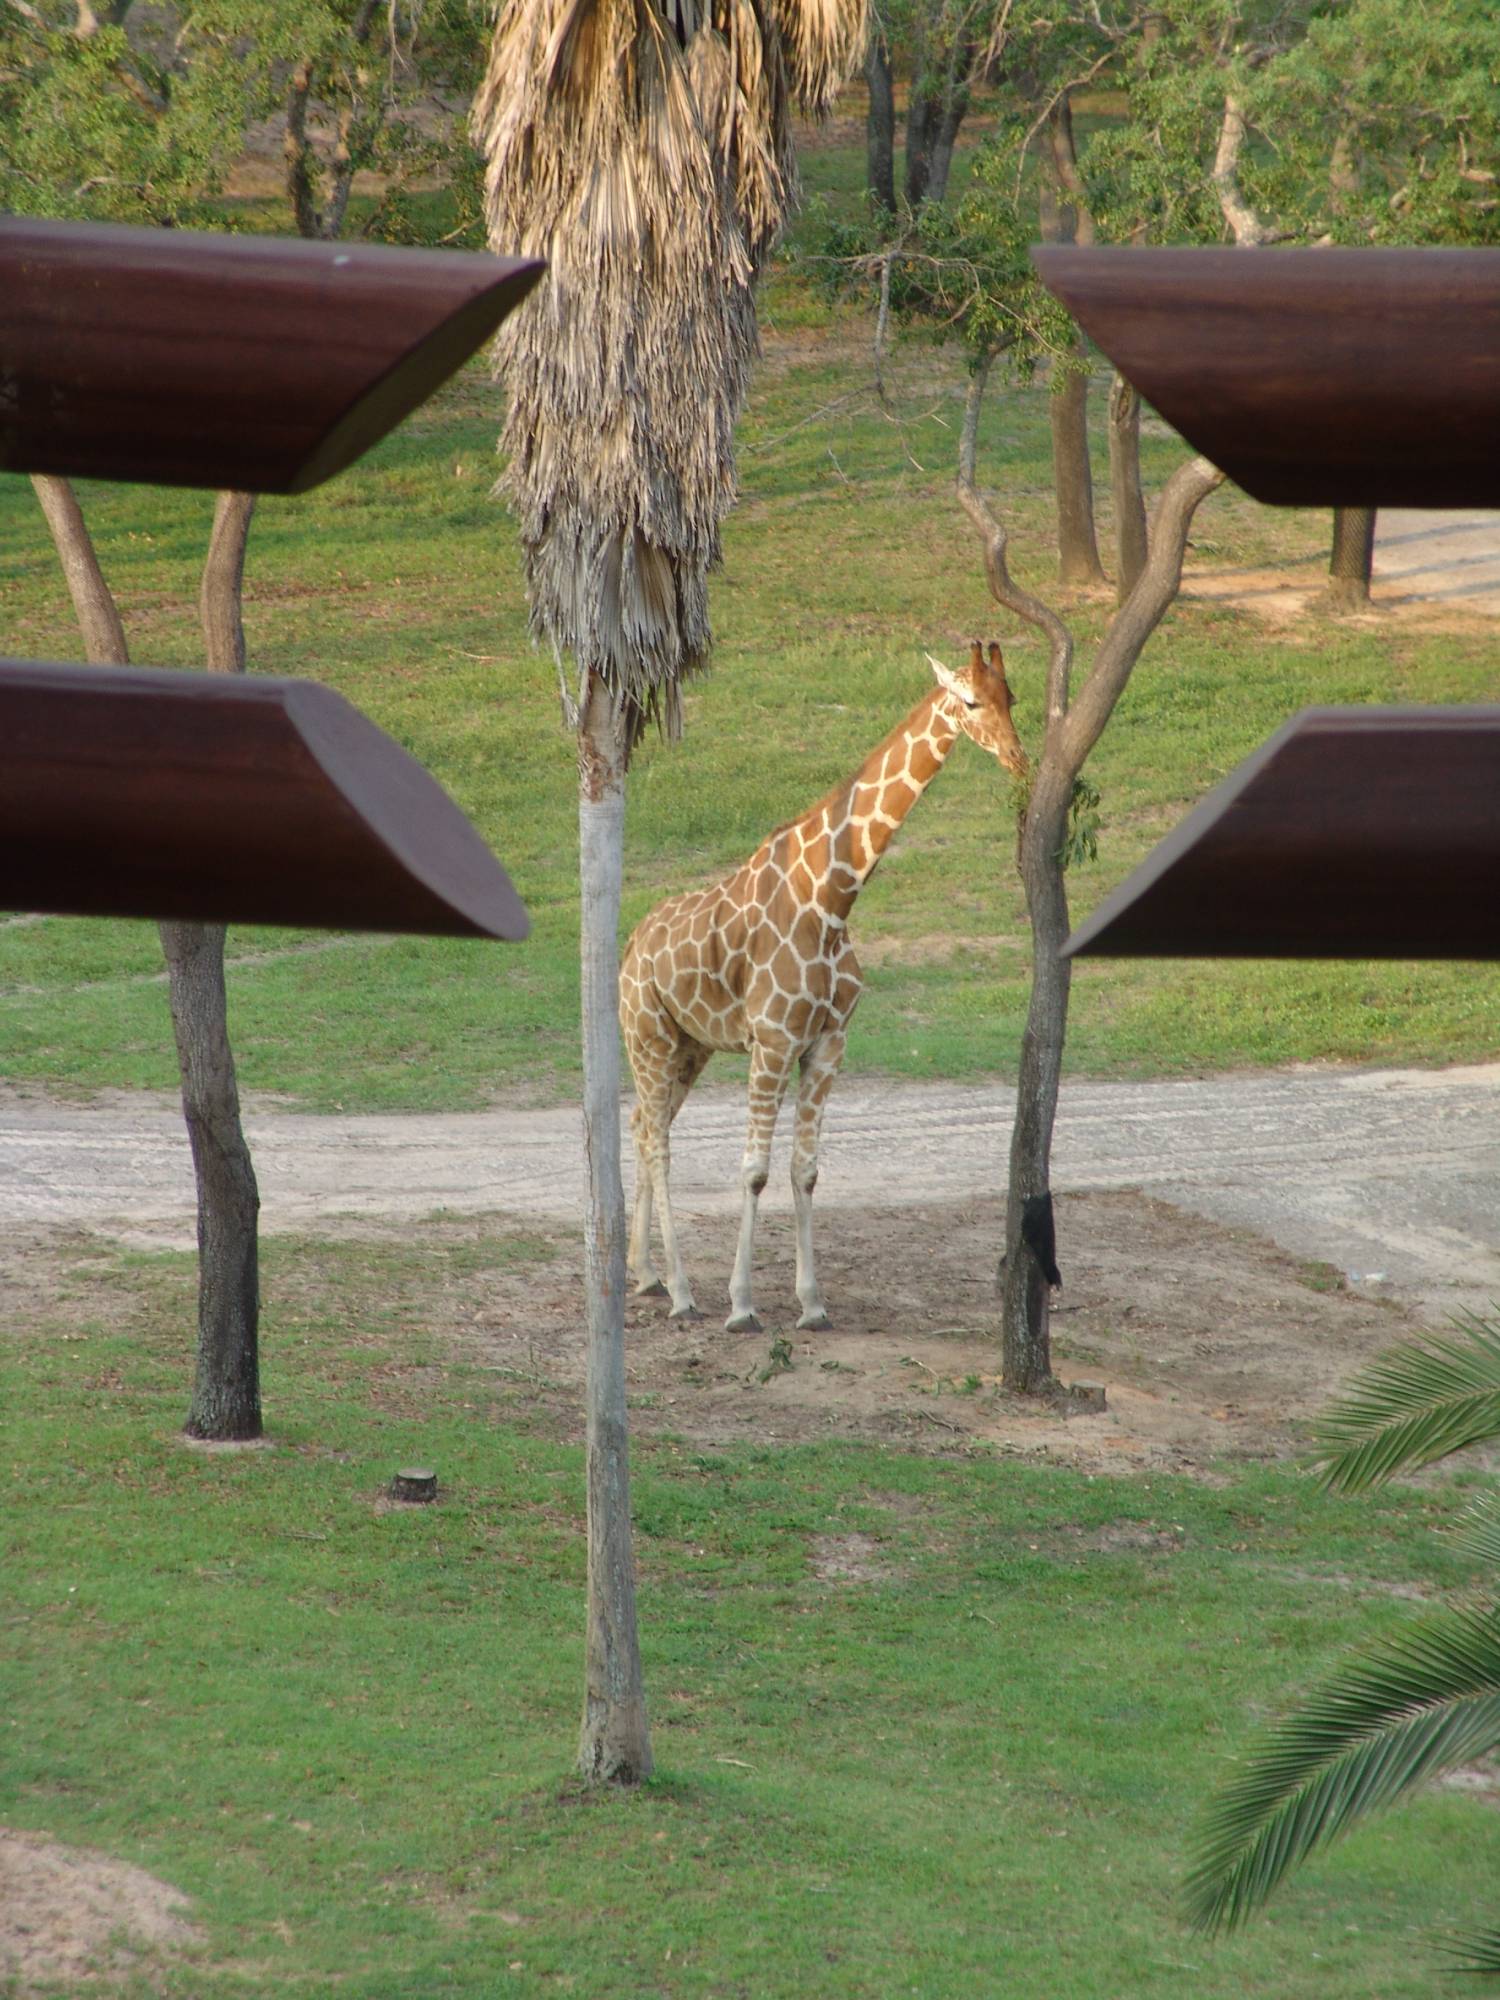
[
  {"x1": 3, "y1": 217, "x2": 1498, "y2": 1109},
  {"x1": 7, "y1": 1223, "x2": 1500, "y2": 1996}
]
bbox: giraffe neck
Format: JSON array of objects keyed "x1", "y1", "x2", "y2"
[{"x1": 793, "y1": 690, "x2": 963, "y2": 923}]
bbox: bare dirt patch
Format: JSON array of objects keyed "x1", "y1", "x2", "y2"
[
  {"x1": 1181, "y1": 561, "x2": 1500, "y2": 634},
  {"x1": 448, "y1": 1187, "x2": 1413, "y2": 1477},
  {"x1": 0, "y1": 1830, "x2": 202, "y2": 1996}
]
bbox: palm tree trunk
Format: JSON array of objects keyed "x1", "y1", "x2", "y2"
[
  {"x1": 576, "y1": 671, "x2": 653, "y2": 1784},
  {"x1": 174, "y1": 489, "x2": 262, "y2": 1441}
]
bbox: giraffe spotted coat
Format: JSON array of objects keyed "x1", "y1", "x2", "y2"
[{"x1": 620, "y1": 643, "x2": 1028, "y2": 1332}]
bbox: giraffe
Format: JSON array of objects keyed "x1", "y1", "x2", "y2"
[{"x1": 619, "y1": 642, "x2": 1029, "y2": 1334}]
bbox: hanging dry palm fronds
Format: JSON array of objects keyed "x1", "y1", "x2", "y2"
[{"x1": 474, "y1": 0, "x2": 867, "y2": 749}]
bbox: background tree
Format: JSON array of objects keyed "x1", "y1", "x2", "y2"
[
  {"x1": 811, "y1": 161, "x2": 1220, "y2": 1390},
  {"x1": 1188, "y1": 1310, "x2": 1500, "y2": 1972},
  {"x1": 958, "y1": 398, "x2": 1221, "y2": 1390},
  {"x1": 862, "y1": 0, "x2": 1009, "y2": 213},
  {"x1": 474, "y1": 0, "x2": 866, "y2": 1785},
  {"x1": 1082, "y1": 0, "x2": 1500, "y2": 604},
  {"x1": 2, "y1": 0, "x2": 488, "y2": 1437}
]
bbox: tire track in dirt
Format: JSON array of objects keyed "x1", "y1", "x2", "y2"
[{"x1": 3, "y1": 1064, "x2": 1498, "y2": 1322}]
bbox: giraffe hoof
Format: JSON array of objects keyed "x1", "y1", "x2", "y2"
[
  {"x1": 668, "y1": 1302, "x2": 704, "y2": 1323},
  {"x1": 796, "y1": 1309, "x2": 831, "y2": 1332},
  {"x1": 725, "y1": 1310, "x2": 762, "y2": 1335},
  {"x1": 631, "y1": 1278, "x2": 670, "y2": 1299}
]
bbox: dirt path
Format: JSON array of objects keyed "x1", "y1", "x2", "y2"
[{"x1": 4, "y1": 1064, "x2": 1498, "y2": 1325}]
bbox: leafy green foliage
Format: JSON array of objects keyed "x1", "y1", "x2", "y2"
[
  {"x1": 0, "y1": 0, "x2": 487, "y2": 243},
  {"x1": 0, "y1": 1, "x2": 280, "y2": 224},
  {"x1": 807, "y1": 183, "x2": 1065, "y2": 368},
  {"x1": 1188, "y1": 1600, "x2": 1500, "y2": 1937},
  {"x1": 1314, "y1": 1314, "x2": 1500, "y2": 1494},
  {"x1": 1061, "y1": 776, "x2": 1102, "y2": 871}
]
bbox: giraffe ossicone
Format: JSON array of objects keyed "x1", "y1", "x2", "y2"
[{"x1": 620, "y1": 641, "x2": 1028, "y2": 1334}]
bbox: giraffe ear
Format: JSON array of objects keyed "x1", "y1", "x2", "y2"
[
  {"x1": 925, "y1": 652, "x2": 979, "y2": 708},
  {"x1": 984, "y1": 640, "x2": 1019, "y2": 712}
]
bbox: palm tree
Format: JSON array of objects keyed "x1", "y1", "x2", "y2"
[
  {"x1": 473, "y1": 0, "x2": 866, "y2": 1783},
  {"x1": 1186, "y1": 1310, "x2": 1500, "y2": 1972}
]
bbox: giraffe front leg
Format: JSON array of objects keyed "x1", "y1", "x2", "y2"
[
  {"x1": 791, "y1": 1030, "x2": 845, "y2": 1332},
  {"x1": 727, "y1": 1040, "x2": 794, "y2": 1334}
]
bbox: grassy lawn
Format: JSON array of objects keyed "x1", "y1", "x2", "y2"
[
  {"x1": 8, "y1": 1222, "x2": 1500, "y2": 1997},
  {"x1": 2, "y1": 255, "x2": 1498, "y2": 1109}
]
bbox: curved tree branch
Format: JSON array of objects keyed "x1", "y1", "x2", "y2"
[
  {"x1": 956, "y1": 357, "x2": 1074, "y2": 737},
  {"x1": 1060, "y1": 454, "x2": 1224, "y2": 770}
]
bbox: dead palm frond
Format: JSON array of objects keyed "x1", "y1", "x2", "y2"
[{"x1": 473, "y1": 0, "x2": 866, "y2": 747}]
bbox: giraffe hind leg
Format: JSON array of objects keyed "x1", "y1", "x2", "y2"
[
  {"x1": 630, "y1": 1039, "x2": 712, "y2": 1303},
  {"x1": 628, "y1": 1024, "x2": 712, "y2": 1320}
]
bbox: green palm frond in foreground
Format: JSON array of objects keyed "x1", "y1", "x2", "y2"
[
  {"x1": 1189, "y1": 1312, "x2": 1500, "y2": 1967},
  {"x1": 1185, "y1": 1599, "x2": 1500, "y2": 1934},
  {"x1": 1312, "y1": 1309, "x2": 1500, "y2": 1493}
]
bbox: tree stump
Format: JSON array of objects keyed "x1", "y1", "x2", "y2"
[{"x1": 390, "y1": 1467, "x2": 438, "y2": 1504}]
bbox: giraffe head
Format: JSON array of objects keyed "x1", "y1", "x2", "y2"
[{"x1": 925, "y1": 641, "x2": 1029, "y2": 777}]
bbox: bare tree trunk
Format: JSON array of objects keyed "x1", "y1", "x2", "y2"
[
  {"x1": 172, "y1": 489, "x2": 262, "y2": 1441},
  {"x1": 959, "y1": 365, "x2": 1223, "y2": 1390},
  {"x1": 29, "y1": 476, "x2": 130, "y2": 665},
  {"x1": 1002, "y1": 764, "x2": 1072, "y2": 1391},
  {"x1": 1325, "y1": 506, "x2": 1376, "y2": 612},
  {"x1": 924, "y1": 91, "x2": 969, "y2": 207},
  {"x1": 1041, "y1": 104, "x2": 1105, "y2": 588},
  {"x1": 576, "y1": 672, "x2": 653, "y2": 1786},
  {"x1": 166, "y1": 916, "x2": 262, "y2": 1438},
  {"x1": 29, "y1": 477, "x2": 263, "y2": 1438},
  {"x1": 904, "y1": 81, "x2": 939, "y2": 207},
  {"x1": 865, "y1": 30, "x2": 896, "y2": 213},
  {"x1": 1109, "y1": 373, "x2": 1148, "y2": 603},
  {"x1": 1050, "y1": 364, "x2": 1105, "y2": 587}
]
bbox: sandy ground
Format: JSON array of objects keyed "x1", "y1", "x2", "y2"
[
  {"x1": 0, "y1": 1832, "x2": 202, "y2": 1997},
  {"x1": 6, "y1": 1064, "x2": 1499, "y2": 1323},
  {"x1": 1182, "y1": 509, "x2": 1500, "y2": 623}
]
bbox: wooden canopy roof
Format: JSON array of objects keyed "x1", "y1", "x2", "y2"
[
  {"x1": 3, "y1": 219, "x2": 542, "y2": 936},
  {"x1": 0, "y1": 217, "x2": 542, "y2": 495},
  {"x1": 1033, "y1": 246, "x2": 1500, "y2": 509},
  {"x1": 1029, "y1": 246, "x2": 1500, "y2": 961}
]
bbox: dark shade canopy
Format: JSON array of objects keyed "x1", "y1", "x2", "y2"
[
  {"x1": 1, "y1": 659, "x2": 530, "y2": 939},
  {"x1": 0, "y1": 217, "x2": 543, "y2": 494},
  {"x1": 1032, "y1": 247, "x2": 1500, "y2": 508},
  {"x1": 1064, "y1": 706, "x2": 1500, "y2": 960}
]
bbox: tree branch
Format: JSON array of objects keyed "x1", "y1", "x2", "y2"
[
  {"x1": 1060, "y1": 454, "x2": 1224, "y2": 770},
  {"x1": 29, "y1": 475, "x2": 129, "y2": 666},
  {"x1": 956, "y1": 358, "x2": 1074, "y2": 736},
  {"x1": 1212, "y1": 94, "x2": 1273, "y2": 245}
]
